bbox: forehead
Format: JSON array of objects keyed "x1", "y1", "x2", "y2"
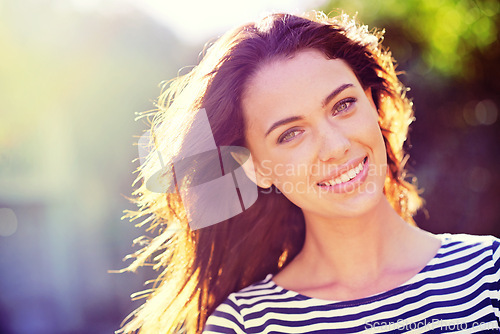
[{"x1": 242, "y1": 49, "x2": 360, "y2": 134}]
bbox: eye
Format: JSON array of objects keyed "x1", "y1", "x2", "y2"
[
  {"x1": 277, "y1": 128, "x2": 303, "y2": 144},
  {"x1": 333, "y1": 97, "x2": 357, "y2": 116}
]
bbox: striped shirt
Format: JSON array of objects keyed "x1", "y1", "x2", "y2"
[{"x1": 203, "y1": 233, "x2": 500, "y2": 333}]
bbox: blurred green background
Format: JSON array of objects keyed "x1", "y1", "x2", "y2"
[{"x1": 0, "y1": 0, "x2": 498, "y2": 333}]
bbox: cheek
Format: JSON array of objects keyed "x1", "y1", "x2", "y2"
[
  {"x1": 358, "y1": 103, "x2": 386, "y2": 146},
  {"x1": 352, "y1": 110, "x2": 387, "y2": 165},
  {"x1": 267, "y1": 159, "x2": 302, "y2": 184},
  {"x1": 367, "y1": 124, "x2": 387, "y2": 157},
  {"x1": 368, "y1": 125, "x2": 388, "y2": 173}
]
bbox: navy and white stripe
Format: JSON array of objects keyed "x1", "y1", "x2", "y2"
[{"x1": 203, "y1": 234, "x2": 500, "y2": 333}]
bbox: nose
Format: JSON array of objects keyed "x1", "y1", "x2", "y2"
[{"x1": 317, "y1": 126, "x2": 351, "y2": 162}]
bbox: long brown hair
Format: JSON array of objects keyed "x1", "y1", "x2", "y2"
[{"x1": 118, "y1": 11, "x2": 423, "y2": 334}]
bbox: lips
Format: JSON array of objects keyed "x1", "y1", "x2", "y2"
[{"x1": 317, "y1": 157, "x2": 368, "y2": 187}]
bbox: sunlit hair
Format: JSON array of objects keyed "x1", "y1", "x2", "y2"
[{"x1": 118, "y1": 11, "x2": 423, "y2": 334}]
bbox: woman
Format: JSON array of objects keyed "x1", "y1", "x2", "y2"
[{"x1": 119, "y1": 12, "x2": 500, "y2": 334}]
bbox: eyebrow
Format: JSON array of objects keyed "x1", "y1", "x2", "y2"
[
  {"x1": 322, "y1": 83, "x2": 354, "y2": 108},
  {"x1": 264, "y1": 83, "x2": 354, "y2": 137},
  {"x1": 265, "y1": 116, "x2": 304, "y2": 137}
]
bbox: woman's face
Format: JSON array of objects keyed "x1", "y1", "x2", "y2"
[{"x1": 241, "y1": 49, "x2": 388, "y2": 222}]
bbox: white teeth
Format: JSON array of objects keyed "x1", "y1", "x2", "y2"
[
  {"x1": 319, "y1": 160, "x2": 365, "y2": 187},
  {"x1": 340, "y1": 173, "x2": 350, "y2": 183}
]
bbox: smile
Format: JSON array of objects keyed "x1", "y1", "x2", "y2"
[{"x1": 317, "y1": 157, "x2": 367, "y2": 187}]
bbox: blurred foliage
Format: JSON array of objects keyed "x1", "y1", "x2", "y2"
[{"x1": 322, "y1": 0, "x2": 499, "y2": 79}]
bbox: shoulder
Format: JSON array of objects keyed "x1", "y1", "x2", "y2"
[
  {"x1": 435, "y1": 233, "x2": 499, "y2": 273},
  {"x1": 203, "y1": 274, "x2": 281, "y2": 333},
  {"x1": 203, "y1": 293, "x2": 245, "y2": 334},
  {"x1": 437, "y1": 233, "x2": 499, "y2": 251}
]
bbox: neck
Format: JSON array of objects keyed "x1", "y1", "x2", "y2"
[{"x1": 296, "y1": 197, "x2": 416, "y2": 287}]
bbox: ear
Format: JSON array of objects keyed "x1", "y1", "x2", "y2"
[{"x1": 231, "y1": 151, "x2": 273, "y2": 189}]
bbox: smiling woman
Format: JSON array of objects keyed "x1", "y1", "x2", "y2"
[
  {"x1": 242, "y1": 51, "x2": 388, "y2": 222},
  {"x1": 119, "y1": 11, "x2": 500, "y2": 334}
]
